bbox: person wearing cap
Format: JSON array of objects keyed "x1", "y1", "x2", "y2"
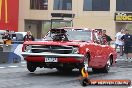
[
  {"x1": 121, "y1": 29, "x2": 132, "y2": 62},
  {"x1": 115, "y1": 29, "x2": 125, "y2": 57},
  {"x1": 2, "y1": 30, "x2": 12, "y2": 44}
]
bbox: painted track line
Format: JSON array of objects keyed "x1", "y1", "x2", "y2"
[
  {"x1": 0, "y1": 67, "x2": 6, "y2": 69},
  {"x1": 21, "y1": 65, "x2": 26, "y2": 67},
  {"x1": 8, "y1": 66, "x2": 19, "y2": 68},
  {"x1": 21, "y1": 61, "x2": 26, "y2": 64}
]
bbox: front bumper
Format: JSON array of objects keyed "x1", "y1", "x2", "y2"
[{"x1": 21, "y1": 52, "x2": 84, "y2": 58}]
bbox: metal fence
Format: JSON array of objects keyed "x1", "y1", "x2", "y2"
[{"x1": 0, "y1": 44, "x2": 22, "y2": 64}]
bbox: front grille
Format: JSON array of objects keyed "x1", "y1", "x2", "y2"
[{"x1": 31, "y1": 45, "x2": 73, "y2": 54}]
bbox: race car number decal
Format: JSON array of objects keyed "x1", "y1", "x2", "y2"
[{"x1": 45, "y1": 57, "x2": 58, "y2": 62}]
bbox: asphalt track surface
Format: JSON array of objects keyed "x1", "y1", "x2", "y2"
[{"x1": 0, "y1": 55, "x2": 132, "y2": 88}]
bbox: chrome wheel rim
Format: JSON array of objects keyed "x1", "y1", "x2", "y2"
[{"x1": 107, "y1": 59, "x2": 111, "y2": 71}]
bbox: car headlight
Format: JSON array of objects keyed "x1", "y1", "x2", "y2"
[
  {"x1": 25, "y1": 45, "x2": 32, "y2": 52},
  {"x1": 73, "y1": 47, "x2": 79, "y2": 54}
]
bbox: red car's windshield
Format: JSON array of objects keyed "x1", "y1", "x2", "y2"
[{"x1": 44, "y1": 29, "x2": 92, "y2": 41}]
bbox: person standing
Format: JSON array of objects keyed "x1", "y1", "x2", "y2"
[
  {"x1": 115, "y1": 29, "x2": 125, "y2": 57},
  {"x1": 121, "y1": 29, "x2": 132, "y2": 62},
  {"x1": 102, "y1": 30, "x2": 112, "y2": 45},
  {"x1": 23, "y1": 31, "x2": 35, "y2": 41},
  {"x1": 2, "y1": 30, "x2": 12, "y2": 44}
]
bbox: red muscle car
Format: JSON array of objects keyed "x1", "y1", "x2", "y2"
[{"x1": 21, "y1": 27, "x2": 117, "y2": 73}]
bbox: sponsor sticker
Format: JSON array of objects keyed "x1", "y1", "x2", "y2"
[{"x1": 80, "y1": 78, "x2": 131, "y2": 86}]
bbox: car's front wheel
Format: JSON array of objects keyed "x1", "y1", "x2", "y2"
[{"x1": 27, "y1": 62, "x2": 37, "y2": 72}]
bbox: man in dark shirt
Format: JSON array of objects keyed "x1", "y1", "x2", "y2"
[
  {"x1": 121, "y1": 29, "x2": 132, "y2": 61},
  {"x1": 2, "y1": 30, "x2": 12, "y2": 44},
  {"x1": 23, "y1": 31, "x2": 35, "y2": 41},
  {"x1": 102, "y1": 30, "x2": 112, "y2": 45}
]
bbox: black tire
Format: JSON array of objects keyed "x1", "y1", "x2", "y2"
[
  {"x1": 27, "y1": 62, "x2": 36, "y2": 72},
  {"x1": 102, "y1": 58, "x2": 112, "y2": 73},
  {"x1": 92, "y1": 68, "x2": 100, "y2": 73},
  {"x1": 92, "y1": 58, "x2": 111, "y2": 73},
  {"x1": 101, "y1": 64, "x2": 110, "y2": 73},
  {"x1": 109, "y1": 57, "x2": 113, "y2": 65},
  {"x1": 79, "y1": 63, "x2": 84, "y2": 73}
]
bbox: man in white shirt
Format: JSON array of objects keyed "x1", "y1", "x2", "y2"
[{"x1": 115, "y1": 29, "x2": 125, "y2": 57}]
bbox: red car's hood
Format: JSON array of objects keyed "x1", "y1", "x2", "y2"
[{"x1": 23, "y1": 40, "x2": 91, "y2": 46}]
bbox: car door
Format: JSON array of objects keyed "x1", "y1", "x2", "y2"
[
  {"x1": 91, "y1": 32, "x2": 104, "y2": 66},
  {"x1": 95, "y1": 32, "x2": 109, "y2": 66}
]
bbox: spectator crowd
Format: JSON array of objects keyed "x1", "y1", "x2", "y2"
[
  {"x1": 1, "y1": 29, "x2": 132, "y2": 62},
  {"x1": 115, "y1": 29, "x2": 132, "y2": 62}
]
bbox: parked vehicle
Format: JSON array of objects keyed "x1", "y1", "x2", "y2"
[
  {"x1": 21, "y1": 27, "x2": 117, "y2": 73},
  {"x1": 0, "y1": 32, "x2": 26, "y2": 44}
]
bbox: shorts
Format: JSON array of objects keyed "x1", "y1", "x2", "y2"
[
  {"x1": 115, "y1": 44, "x2": 123, "y2": 47},
  {"x1": 124, "y1": 45, "x2": 132, "y2": 54}
]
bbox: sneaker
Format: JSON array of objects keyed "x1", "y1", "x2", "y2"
[
  {"x1": 125, "y1": 58, "x2": 128, "y2": 62},
  {"x1": 129, "y1": 58, "x2": 132, "y2": 62},
  {"x1": 127, "y1": 58, "x2": 132, "y2": 62},
  {"x1": 128, "y1": 59, "x2": 131, "y2": 62}
]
